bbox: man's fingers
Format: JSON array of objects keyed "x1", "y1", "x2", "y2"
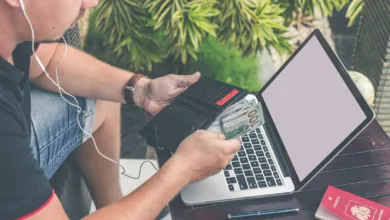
[
  {"x1": 175, "y1": 72, "x2": 201, "y2": 87},
  {"x1": 199, "y1": 130, "x2": 224, "y2": 139},
  {"x1": 218, "y1": 133, "x2": 226, "y2": 140},
  {"x1": 218, "y1": 139, "x2": 241, "y2": 154}
]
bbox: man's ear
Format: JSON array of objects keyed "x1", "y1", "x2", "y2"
[{"x1": 4, "y1": 0, "x2": 24, "y2": 9}]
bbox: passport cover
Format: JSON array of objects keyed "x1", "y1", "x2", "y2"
[
  {"x1": 139, "y1": 76, "x2": 248, "y2": 152},
  {"x1": 315, "y1": 186, "x2": 390, "y2": 220}
]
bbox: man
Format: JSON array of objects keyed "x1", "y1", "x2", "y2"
[{"x1": 0, "y1": 0, "x2": 241, "y2": 219}]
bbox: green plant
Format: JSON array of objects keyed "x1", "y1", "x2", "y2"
[
  {"x1": 92, "y1": 0, "x2": 165, "y2": 71},
  {"x1": 189, "y1": 37, "x2": 260, "y2": 91},
  {"x1": 216, "y1": 1, "x2": 290, "y2": 56},
  {"x1": 277, "y1": 0, "x2": 350, "y2": 24},
  {"x1": 89, "y1": 0, "x2": 357, "y2": 75},
  {"x1": 346, "y1": 0, "x2": 363, "y2": 27},
  {"x1": 92, "y1": 0, "x2": 296, "y2": 73}
]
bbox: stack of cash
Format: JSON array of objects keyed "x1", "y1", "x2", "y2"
[{"x1": 208, "y1": 98, "x2": 265, "y2": 139}]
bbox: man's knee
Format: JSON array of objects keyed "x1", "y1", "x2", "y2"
[{"x1": 92, "y1": 100, "x2": 121, "y2": 133}]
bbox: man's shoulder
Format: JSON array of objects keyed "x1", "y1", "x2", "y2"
[
  {"x1": 0, "y1": 80, "x2": 16, "y2": 104},
  {"x1": 0, "y1": 77, "x2": 20, "y2": 104},
  {"x1": 0, "y1": 81, "x2": 27, "y2": 129}
]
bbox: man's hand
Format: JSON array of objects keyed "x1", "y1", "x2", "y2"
[
  {"x1": 135, "y1": 72, "x2": 201, "y2": 116},
  {"x1": 170, "y1": 130, "x2": 241, "y2": 183}
]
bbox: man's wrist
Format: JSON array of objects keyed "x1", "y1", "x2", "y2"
[
  {"x1": 132, "y1": 77, "x2": 151, "y2": 108},
  {"x1": 161, "y1": 156, "x2": 191, "y2": 187}
]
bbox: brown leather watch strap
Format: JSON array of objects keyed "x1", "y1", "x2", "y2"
[{"x1": 124, "y1": 74, "x2": 146, "y2": 105}]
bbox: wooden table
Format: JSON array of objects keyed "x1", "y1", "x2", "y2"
[{"x1": 157, "y1": 120, "x2": 390, "y2": 219}]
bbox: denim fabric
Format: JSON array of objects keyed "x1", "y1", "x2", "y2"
[{"x1": 29, "y1": 85, "x2": 96, "y2": 179}]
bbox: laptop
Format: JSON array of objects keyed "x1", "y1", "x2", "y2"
[{"x1": 180, "y1": 29, "x2": 375, "y2": 206}]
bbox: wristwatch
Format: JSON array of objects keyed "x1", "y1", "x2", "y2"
[{"x1": 124, "y1": 74, "x2": 146, "y2": 105}]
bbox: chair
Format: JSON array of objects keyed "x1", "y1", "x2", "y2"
[{"x1": 350, "y1": 0, "x2": 390, "y2": 135}]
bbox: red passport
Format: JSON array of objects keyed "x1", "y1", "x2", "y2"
[{"x1": 315, "y1": 186, "x2": 390, "y2": 220}]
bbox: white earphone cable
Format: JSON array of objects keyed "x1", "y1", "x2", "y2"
[{"x1": 20, "y1": 1, "x2": 158, "y2": 179}]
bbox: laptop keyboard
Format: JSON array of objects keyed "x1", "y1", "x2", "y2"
[{"x1": 223, "y1": 128, "x2": 284, "y2": 191}]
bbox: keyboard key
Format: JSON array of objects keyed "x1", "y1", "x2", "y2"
[
  {"x1": 242, "y1": 164, "x2": 251, "y2": 170},
  {"x1": 244, "y1": 170, "x2": 254, "y2": 176},
  {"x1": 273, "y1": 173, "x2": 280, "y2": 179},
  {"x1": 256, "y1": 128, "x2": 261, "y2": 133},
  {"x1": 258, "y1": 157, "x2": 267, "y2": 163},
  {"x1": 228, "y1": 184, "x2": 234, "y2": 191},
  {"x1": 251, "y1": 139, "x2": 260, "y2": 144},
  {"x1": 256, "y1": 151, "x2": 264, "y2": 157},
  {"x1": 232, "y1": 162, "x2": 240, "y2": 168},
  {"x1": 268, "y1": 159, "x2": 274, "y2": 165},
  {"x1": 248, "y1": 155, "x2": 257, "y2": 161},
  {"x1": 266, "y1": 177, "x2": 276, "y2": 187},
  {"x1": 242, "y1": 137, "x2": 250, "y2": 142},
  {"x1": 238, "y1": 151, "x2": 246, "y2": 157},
  {"x1": 266, "y1": 152, "x2": 271, "y2": 158},
  {"x1": 271, "y1": 166, "x2": 276, "y2": 172},
  {"x1": 258, "y1": 134, "x2": 263, "y2": 139},
  {"x1": 247, "y1": 177, "x2": 258, "y2": 189},
  {"x1": 260, "y1": 140, "x2": 266, "y2": 145},
  {"x1": 250, "y1": 161, "x2": 259, "y2": 167},
  {"x1": 233, "y1": 155, "x2": 239, "y2": 161},
  {"x1": 224, "y1": 171, "x2": 230, "y2": 177},
  {"x1": 255, "y1": 174, "x2": 264, "y2": 181},
  {"x1": 224, "y1": 164, "x2": 232, "y2": 170},
  {"x1": 244, "y1": 143, "x2": 252, "y2": 149},
  {"x1": 276, "y1": 179, "x2": 283, "y2": 186},
  {"x1": 234, "y1": 168, "x2": 243, "y2": 174},
  {"x1": 264, "y1": 170, "x2": 272, "y2": 176},
  {"x1": 254, "y1": 145, "x2": 262, "y2": 151},
  {"x1": 249, "y1": 133, "x2": 257, "y2": 139},
  {"x1": 258, "y1": 181, "x2": 267, "y2": 188},
  {"x1": 261, "y1": 164, "x2": 270, "y2": 170},
  {"x1": 226, "y1": 177, "x2": 237, "y2": 184},
  {"x1": 246, "y1": 149, "x2": 254, "y2": 154},
  {"x1": 240, "y1": 158, "x2": 248, "y2": 163},
  {"x1": 237, "y1": 175, "x2": 248, "y2": 190},
  {"x1": 253, "y1": 168, "x2": 262, "y2": 174},
  {"x1": 242, "y1": 134, "x2": 249, "y2": 138},
  {"x1": 263, "y1": 146, "x2": 269, "y2": 152}
]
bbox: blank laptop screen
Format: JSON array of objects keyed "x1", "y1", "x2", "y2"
[{"x1": 262, "y1": 36, "x2": 367, "y2": 181}]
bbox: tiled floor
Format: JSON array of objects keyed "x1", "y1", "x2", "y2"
[{"x1": 90, "y1": 159, "x2": 172, "y2": 220}]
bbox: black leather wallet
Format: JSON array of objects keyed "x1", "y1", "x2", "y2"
[{"x1": 139, "y1": 77, "x2": 248, "y2": 153}]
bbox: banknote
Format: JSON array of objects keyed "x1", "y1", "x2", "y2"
[
  {"x1": 207, "y1": 97, "x2": 264, "y2": 139},
  {"x1": 214, "y1": 99, "x2": 248, "y2": 122},
  {"x1": 222, "y1": 104, "x2": 263, "y2": 139}
]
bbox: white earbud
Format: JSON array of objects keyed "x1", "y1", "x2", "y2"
[{"x1": 19, "y1": 0, "x2": 26, "y2": 12}]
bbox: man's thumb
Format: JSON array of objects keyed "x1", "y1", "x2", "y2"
[{"x1": 177, "y1": 72, "x2": 201, "y2": 87}]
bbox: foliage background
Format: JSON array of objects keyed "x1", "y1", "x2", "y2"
[{"x1": 84, "y1": 0, "x2": 362, "y2": 91}]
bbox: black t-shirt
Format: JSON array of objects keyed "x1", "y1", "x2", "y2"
[{"x1": 0, "y1": 42, "x2": 53, "y2": 219}]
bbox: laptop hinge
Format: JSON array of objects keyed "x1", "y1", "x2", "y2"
[{"x1": 263, "y1": 120, "x2": 291, "y2": 178}]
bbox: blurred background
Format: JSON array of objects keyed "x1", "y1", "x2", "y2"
[{"x1": 74, "y1": 0, "x2": 364, "y2": 159}]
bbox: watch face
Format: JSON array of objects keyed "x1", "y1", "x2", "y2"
[
  {"x1": 124, "y1": 86, "x2": 132, "y2": 104},
  {"x1": 125, "y1": 74, "x2": 145, "y2": 104},
  {"x1": 125, "y1": 85, "x2": 135, "y2": 92}
]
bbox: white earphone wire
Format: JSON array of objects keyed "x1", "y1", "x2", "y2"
[{"x1": 19, "y1": 1, "x2": 158, "y2": 179}]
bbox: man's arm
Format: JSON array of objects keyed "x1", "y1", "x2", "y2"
[
  {"x1": 30, "y1": 158, "x2": 188, "y2": 220},
  {"x1": 29, "y1": 43, "x2": 149, "y2": 105},
  {"x1": 84, "y1": 158, "x2": 188, "y2": 220}
]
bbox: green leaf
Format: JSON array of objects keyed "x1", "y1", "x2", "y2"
[{"x1": 346, "y1": 0, "x2": 363, "y2": 27}]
